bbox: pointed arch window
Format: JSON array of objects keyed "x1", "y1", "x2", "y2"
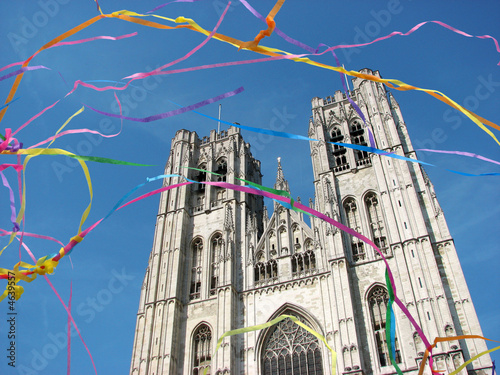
[
  {"x1": 292, "y1": 240, "x2": 316, "y2": 278},
  {"x1": 279, "y1": 226, "x2": 288, "y2": 250},
  {"x1": 349, "y1": 119, "x2": 370, "y2": 166},
  {"x1": 329, "y1": 126, "x2": 349, "y2": 172},
  {"x1": 262, "y1": 313, "x2": 323, "y2": 375},
  {"x1": 368, "y1": 287, "x2": 402, "y2": 367},
  {"x1": 344, "y1": 199, "x2": 365, "y2": 261},
  {"x1": 190, "y1": 238, "x2": 203, "y2": 300},
  {"x1": 445, "y1": 324, "x2": 459, "y2": 348},
  {"x1": 413, "y1": 332, "x2": 425, "y2": 357},
  {"x1": 216, "y1": 158, "x2": 227, "y2": 182},
  {"x1": 255, "y1": 259, "x2": 278, "y2": 286},
  {"x1": 292, "y1": 224, "x2": 301, "y2": 248},
  {"x1": 192, "y1": 324, "x2": 212, "y2": 375},
  {"x1": 365, "y1": 193, "x2": 388, "y2": 256},
  {"x1": 195, "y1": 163, "x2": 207, "y2": 192},
  {"x1": 210, "y1": 233, "x2": 223, "y2": 296}
]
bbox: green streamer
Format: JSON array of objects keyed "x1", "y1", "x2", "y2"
[
  {"x1": 385, "y1": 270, "x2": 403, "y2": 375},
  {"x1": 205, "y1": 314, "x2": 337, "y2": 375}
]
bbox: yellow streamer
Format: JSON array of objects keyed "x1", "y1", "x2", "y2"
[
  {"x1": 1, "y1": 5, "x2": 498, "y2": 145},
  {"x1": 101, "y1": 11, "x2": 500, "y2": 146},
  {"x1": 418, "y1": 334, "x2": 499, "y2": 375},
  {"x1": 0, "y1": 108, "x2": 88, "y2": 255},
  {"x1": 207, "y1": 314, "x2": 337, "y2": 375},
  {"x1": 449, "y1": 345, "x2": 500, "y2": 375}
]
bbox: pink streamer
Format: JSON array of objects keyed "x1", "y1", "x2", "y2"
[
  {"x1": 84, "y1": 86, "x2": 244, "y2": 122},
  {"x1": 416, "y1": 148, "x2": 500, "y2": 166},
  {"x1": 0, "y1": 33, "x2": 138, "y2": 74},
  {"x1": 64, "y1": 3, "x2": 229, "y2": 97},
  {"x1": 0, "y1": 171, "x2": 19, "y2": 231},
  {"x1": 0, "y1": 164, "x2": 23, "y2": 172},
  {"x1": 108, "y1": 178, "x2": 434, "y2": 364},
  {"x1": 17, "y1": 240, "x2": 97, "y2": 375},
  {"x1": 52, "y1": 32, "x2": 138, "y2": 48},
  {"x1": 0, "y1": 66, "x2": 50, "y2": 83},
  {"x1": 12, "y1": 100, "x2": 60, "y2": 136},
  {"x1": 28, "y1": 127, "x2": 122, "y2": 149},
  {"x1": 67, "y1": 282, "x2": 72, "y2": 375},
  {"x1": 0, "y1": 129, "x2": 12, "y2": 152},
  {"x1": 126, "y1": 2, "x2": 228, "y2": 80},
  {"x1": 0, "y1": 228, "x2": 64, "y2": 246},
  {"x1": 0, "y1": 61, "x2": 23, "y2": 74}
]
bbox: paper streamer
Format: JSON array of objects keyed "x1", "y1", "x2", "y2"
[
  {"x1": 127, "y1": 1, "x2": 229, "y2": 81},
  {"x1": 166, "y1": 99, "x2": 500, "y2": 177},
  {"x1": 4, "y1": 174, "x2": 497, "y2": 372},
  {"x1": 1, "y1": 5, "x2": 498, "y2": 146},
  {"x1": 416, "y1": 148, "x2": 500, "y2": 166},
  {"x1": 12, "y1": 99, "x2": 60, "y2": 136},
  {"x1": 0, "y1": 228, "x2": 64, "y2": 247},
  {"x1": 84, "y1": 86, "x2": 244, "y2": 122},
  {"x1": 0, "y1": 97, "x2": 20, "y2": 112},
  {"x1": 385, "y1": 270, "x2": 403, "y2": 375},
  {"x1": 0, "y1": 171, "x2": 19, "y2": 232},
  {"x1": 147, "y1": 0, "x2": 205, "y2": 13},
  {"x1": 418, "y1": 334, "x2": 500, "y2": 375},
  {"x1": 0, "y1": 66, "x2": 50, "y2": 83},
  {"x1": 237, "y1": 0, "x2": 376, "y2": 148},
  {"x1": 207, "y1": 314, "x2": 336, "y2": 375},
  {"x1": 0, "y1": 3, "x2": 497, "y2": 373}
]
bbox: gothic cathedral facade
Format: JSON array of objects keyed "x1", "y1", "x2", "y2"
[{"x1": 130, "y1": 69, "x2": 492, "y2": 375}]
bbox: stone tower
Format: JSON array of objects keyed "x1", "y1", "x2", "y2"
[{"x1": 130, "y1": 69, "x2": 492, "y2": 375}]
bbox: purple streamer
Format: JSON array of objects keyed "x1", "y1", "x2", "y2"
[
  {"x1": 85, "y1": 87, "x2": 244, "y2": 122},
  {"x1": 329, "y1": 49, "x2": 376, "y2": 148},
  {"x1": 0, "y1": 171, "x2": 19, "y2": 232},
  {"x1": 147, "y1": 0, "x2": 204, "y2": 13},
  {"x1": 238, "y1": 0, "x2": 376, "y2": 147},
  {"x1": 0, "y1": 66, "x2": 50, "y2": 82},
  {"x1": 416, "y1": 148, "x2": 500, "y2": 166}
]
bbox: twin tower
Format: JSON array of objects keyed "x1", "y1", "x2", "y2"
[{"x1": 130, "y1": 69, "x2": 492, "y2": 375}]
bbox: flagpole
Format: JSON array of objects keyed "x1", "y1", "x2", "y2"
[
  {"x1": 343, "y1": 64, "x2": 351, "y2": 92},
  {"x1": 218, "y1": 104, "x2": 221, "y2": 133}
]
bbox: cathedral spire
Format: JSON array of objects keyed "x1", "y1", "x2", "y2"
[{"x1": 274, "y1": 157, "x2": 290, "y2": 193}]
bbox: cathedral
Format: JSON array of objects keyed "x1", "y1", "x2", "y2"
[{"x1": 129, "y1": 69, "x2": 492, "y2": 375}]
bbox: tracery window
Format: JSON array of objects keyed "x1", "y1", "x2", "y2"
[
  {"x1": 195, "y1": 164, "x2": 207, "y2": 192},
  {"x1": 262, "y1": 313, "x2": 323, "y2": 375},
  {"x1": 291, "y1": 246, "x2": 316, "y2": 278},
  {"x1": 368, "y1": 287, "x2": 402, "y2": 367},
  {"x1": 279, "y1": 226, "x2": 288, "y2": 250},
  {"x1": 365, "y1": 193, "x2": 388, "y2": 256},
  {"x1": 445, "y1": 325, "x2": 458, "y2": 348},
  {"x1": 192, "y1": 324, "x2": 212, "y2": 375},
  {"x1": 190, "y1": 238, "x2": 203, "y2": 300},
  {"x1": 413, "y1": 332, "x2": 424, "y2": 356},
  {"x1": 216, "y1": 158, "x2": 227, "y2": 182},
  {"x1": 210, "y1": 233, "x2": 223, "y2": 296},
  {"x1": 255, "y1": 259, "x2": 278, "y2": 285},
  {"x1": 344, "y1": 199, "x2": 365, "y2": 261},
  {"x1": 292, "y1": 224, "x2": 300, "y2": 242},
  {"x1": 329, "y1": 126, "x2": 349, "y2": 172},
  {"x1": 349, "y1": 119, "x2": 369, "y2": 165}
]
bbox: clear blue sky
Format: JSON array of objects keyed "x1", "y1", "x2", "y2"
[{"x1": 1, "y1": 1, "x2": 499, "y2": 374}]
